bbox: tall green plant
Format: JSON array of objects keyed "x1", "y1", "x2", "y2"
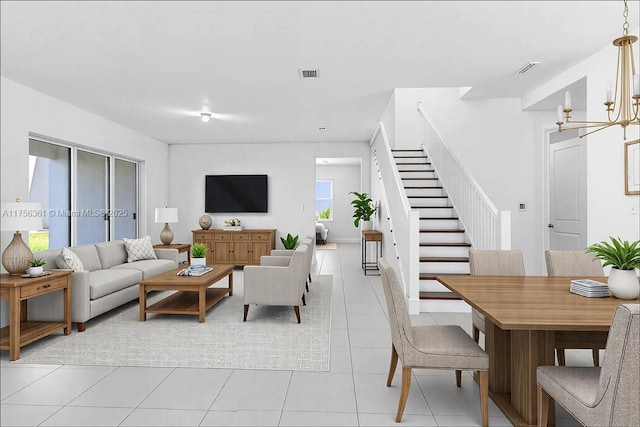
[
  {"x1": 586, "y1": 236, "x2": 640, "y2": 270},
  {"x1": 349, "y1": 191, "x2": 376, "y2": 227},
  {"x1": 280, "y1": 233, "x2": 299, "y2": 249}
]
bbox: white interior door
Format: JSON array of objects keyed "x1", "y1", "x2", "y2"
[{"x1": 548, "y1": 131, "x2": 587, "y2": 250}]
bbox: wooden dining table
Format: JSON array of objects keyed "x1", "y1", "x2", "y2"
[{"x1": 436, "y1": 275, "x2": 639, "y2": 427}]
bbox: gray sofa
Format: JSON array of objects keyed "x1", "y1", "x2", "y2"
[{"x1": 28, "y1": 240, "x2": 178, "y2": 331}]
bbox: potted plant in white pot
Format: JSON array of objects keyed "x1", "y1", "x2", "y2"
[
  {"x1": 28, "y1": 258, "x2": 46, "y2": 276},
  {"x1": 349, "y1": 191, "x2": 376, "y2": 231},
  {"x1": 586, "y1": 236, "x2": 640, "y2": 299},
  {"x1": 190, "y1": 243, "x2": 208, "y2": 267}
]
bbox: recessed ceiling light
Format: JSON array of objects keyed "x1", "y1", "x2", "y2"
[{"x1": 200, "y1": 112, "x2": 212, "y2": 123}]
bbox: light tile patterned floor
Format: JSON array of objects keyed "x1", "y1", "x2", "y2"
[{"x1": 1, "y1": 243, "x2": 588, "y2": 426}]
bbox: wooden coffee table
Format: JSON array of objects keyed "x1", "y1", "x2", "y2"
[{"x1": 139, "y1": 264, "x2": 233, "y2": 323}]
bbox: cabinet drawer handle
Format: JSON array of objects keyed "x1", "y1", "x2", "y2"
[{"x1": 43, "y1": 284, "x2": 51, "y2": 289}]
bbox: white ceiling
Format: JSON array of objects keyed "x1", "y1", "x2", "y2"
[{"x1": 1, "y1": 1, "x2": 638, "y2": 145}]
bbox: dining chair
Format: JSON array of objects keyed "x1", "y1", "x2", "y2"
[
  {"x1": 468, "y1": 249, "x2": 525, "y2": 343},
  {"x1": 537, "y1": 304, "x2": 639, "y2": 427},
  {"x1": 379, "y1": 258, "x2": 489, "y2": 426},
  {"x1": 545, "y1": 250, "x2": 605, "y2": 366}
]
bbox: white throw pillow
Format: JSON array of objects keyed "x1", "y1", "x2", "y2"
[
  {"x1": 56, "y1": 247, "x2": 85, "y2": 272},
  {"x1": 123, "y1": 235, "x2": 157, "y2": 262}
]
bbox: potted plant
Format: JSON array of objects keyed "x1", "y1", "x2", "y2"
[
  {"x1": 349, "y1": 191, "x2": 376, "y2": 230},
  {"x1": 190, "y1": 243, "x2": 208, "y2": 267},
  {"x1": 586, "y1": 236, "x2": 640, "y2": 299},
  {"x1": 280, "y1": 233, "x2": 299, "y2": 249},
  {"x1": 28, "y1": 258, "x2": 46, "y2": 276}
]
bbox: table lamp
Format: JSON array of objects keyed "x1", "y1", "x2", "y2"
[
  {"x1": 1, "y1": 199, "x2": 43, "y2": 275},
  {"x1": 155, "y1": 207, "x2": 178, "y2": 245}
]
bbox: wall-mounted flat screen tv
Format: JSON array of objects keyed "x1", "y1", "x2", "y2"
[{"x1": 205, "y1": 174, "x2": 268, "y2": 213}]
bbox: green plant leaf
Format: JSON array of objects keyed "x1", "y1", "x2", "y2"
[{"x1": 586, "y1": 236, "x2": 640, "y2": 270}]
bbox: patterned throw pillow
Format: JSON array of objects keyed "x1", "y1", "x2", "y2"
[
  {"x1": 56, "y1": 247, "x2": 85, "y2": 272},
  {"x1": 123, "y1": 235, "x2": 157, "y2": 262}
]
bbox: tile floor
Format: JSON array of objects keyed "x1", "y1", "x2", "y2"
[{"x1": 1, "y1": 243, "x2": 588, "y2": 426}]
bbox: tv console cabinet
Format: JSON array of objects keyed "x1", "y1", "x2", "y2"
[{"x1": 192, "y1": 229, "x2": 276, "y2": 266}]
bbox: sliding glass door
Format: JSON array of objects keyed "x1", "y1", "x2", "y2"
[
  {"x1": 113, "y1": 158, "x2": 137, "y2": 240},
  {"x1": 76, "y1": 150, "x2": 109, "y2": 245}
]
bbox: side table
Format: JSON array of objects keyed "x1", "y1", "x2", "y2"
[
  {"x1": 0, "y1": 270, "x2": 72, "y2": 361},
  {"x1": 154, "y1": 243, "x2": 191, "y2": 264},
  {"x1": 361, "y1": 230, "x2": 382, "y2": 275}
]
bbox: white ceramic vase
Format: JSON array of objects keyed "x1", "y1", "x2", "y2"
[
  {"x1": 608, "y1": 268, "x2": 639, "y2": 300},
  {"x1": 28, "y1": 266, "x2": 43, "y2": 276},
  {"x1": 191, "y1": 257, "x2": 206, "y2": 267},
  {"x1": 361, "y1": 221, "x2": 373, "y2": 231}
]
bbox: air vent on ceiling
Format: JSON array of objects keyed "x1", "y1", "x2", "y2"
[
  {"x1": 516, "y1": 62, "x2": 540, "y2": 74},
  {"x1": 299, "y1": 69, "x2": 319, "y2": 79}
]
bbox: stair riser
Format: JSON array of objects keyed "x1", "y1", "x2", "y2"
[
  {"x1": 413, "y1": 207, "x2": 456, "y2": 217},
  {"x1": 393, "y1": 150, "x2": 425, "y2": 157},
  {"x1": 402, "y1": 179, "x2": 440, "y2": 187},
  {"x1": 419, "y1": 218, "x2": 460, "y2": 229},
  {"x1": 420, "y1": 280, "x2": 454, "y2": 293},
  {"x1": 420, "y1": 233, "x2": 467, "y2": 244},
  {"x1": 399, "y1": 171, "x2": 436, "y2": 179},
  {"x1": 420, "y1": 246, "x2": 469, "y2": 258},
  {"x1": 420, "y1": 263, "x2": 470, "y2": 274},
  {"x1": 410, "y1": 198, "x2": 450, "y2": 208},
  {"x1": 395, "y1": 164, "x2": 432, "y2": 171},
  {"x1": 406, "y1": 188, "x2": 444, "y2": 197}
]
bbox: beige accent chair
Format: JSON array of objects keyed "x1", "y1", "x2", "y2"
[
  {"x1": 545, "y1": 250, "x2": 606, "y2": 366},
  {"x1": 379, "y1": 259, "x2": 489, "y2": 426},
  {"x1": 537, "y1": 304, "x2": 639, "y2": 427},
  {"x1": 243, "y1": 244, "x2": 308, "y2": 323},
  {"x1": 271, "y1": 235, "x2": 314, "y2": 291},
  {"x1": 468, "y1": 249, "x2": 526, "y2": 343}
]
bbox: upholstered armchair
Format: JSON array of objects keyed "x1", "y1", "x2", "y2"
[
  {"x1": 243, "y1": 245, "x2": 308, "y2": 323},
  {"x1": 379, "y1": 259, "x2": 489, "y2": 426},
  {"x1": 270, "y1": 235, "x2": 314, "y2": 291},
  {"x1": 537, "y1": 304, "x2": 639, "y2": 427}
]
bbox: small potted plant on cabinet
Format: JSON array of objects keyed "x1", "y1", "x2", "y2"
[
  {"x1": 349, "y1": 191, "x2": 376, "y2": 230},
  {"x1": 28, "y1": 258, "x2": 46, "y2": 276},
  {"x1": 586, "y1": 236, "x2": 640, "y2": 299},
  {"x1": 190, "y1": 243, "x2": 208, "y2": 267}
]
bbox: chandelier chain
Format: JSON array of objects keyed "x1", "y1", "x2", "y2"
[{"x1": 623, "y1": 0, "x2": 629, "y2": 35}]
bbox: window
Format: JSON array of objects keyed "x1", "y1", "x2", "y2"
[
  {"x1": 315, "y1": 180, "x2": 333, "y2": 221},
  {"x1": 28, "y1": 137, "x2": 139, "y2": 250}
]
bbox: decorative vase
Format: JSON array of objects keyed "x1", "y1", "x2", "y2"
[
  {"x1": 607, "y1": 268, "x2": 639, "y2": 300},
  {"x1": 191, "y1": 257, "x2": 206, "y2": 267},
  {"x1": 28, "y1": 266, "x2": 44, "y2": 277},
  {"x1": 199, "y1": 215, "x2": 212, "y2": 230},
  {"x1": 361, "y1": 221, "x2": 373, "y2": 231}
]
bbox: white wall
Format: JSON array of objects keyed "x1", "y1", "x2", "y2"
[
  {"x1": 168, "y1": 142, "x2": 370, "y2": 248},
  {"x1": 0, "y1": 76, "x2": 170, "y2": 326},
  {"x1": 316, "y1": 163, "x2": 362, "y2": 242}
]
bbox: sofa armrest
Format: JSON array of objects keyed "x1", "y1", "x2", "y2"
[
  {"x1": 260, "y1": 255, "x2": 291, "y2": 266},
  {"x1": 154, "y1": 248, "x2": 179, "y2": 262}
]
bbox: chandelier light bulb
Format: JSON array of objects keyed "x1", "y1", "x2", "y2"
[{"x1": 200, "y1": 112, "x2": 212, "y2": 123}]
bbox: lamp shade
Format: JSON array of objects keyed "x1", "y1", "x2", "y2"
[
  {"x1": 1, "y1": 202, "x2": 43, "y2": 231},
  {"x1": 155, "y1": 207, "x2": 178, "y2": 224}
]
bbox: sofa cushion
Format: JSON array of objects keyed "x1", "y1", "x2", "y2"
[
  {"x1": 123, "y1": 235, "x2": 157, "y2": 262},
  {"x1": 89, "y1": 269, "x2": 142, "y2": 300},
  {"x1": 111, "y1": 259, "x2": 176, "y2": 280},
  {"x1": 64, "y1": 244, "x2": 103, "y2": 272},
  {"x1": 56, "y1": 248, "x2": 85, "y2": 272},
  {"x1": 95, "y1": 241, "x2": 128, "y2": 269}
]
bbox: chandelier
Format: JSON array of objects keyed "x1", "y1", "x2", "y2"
[{"x1": 556, "y1": 0, "x2": 639, "y2": 140}]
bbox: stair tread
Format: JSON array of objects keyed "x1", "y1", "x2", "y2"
[
  {"x1": 399, "y1": 169, "x2": 435, "y2": 172},
  {"x1": 420, "y1": 229, "x2": 465, "y2": 233},
  {"x1": 420, "y1": 216, "x2": 458, "y2": 220},
  {"x1": 413, "y1": 206, "x2": 454, "y2": 209},
  {"x1": 408, "y1": 196, "x2": 448, "y2": 198},
  {"x1": 419, "y1": 291, "x2": 462, "y2": 300},
  {"x1": 420, "y1": 257, "x2": 469, "y2": 262},
  {"x1": 420, "y1": 242, "x2": 471, "y2": 247},
  {"x1": 392, "y1": 149, "x2": 422, "y2": 152},
  {"x1": 402, "y1": 177, "x2": 438, "y2": 180},
  {"x1": 395, "y1": 162, "x2": 431, "y2": 165},
  {"x1": 405, "y1": 186, "x2": 443, "y2": 189}
]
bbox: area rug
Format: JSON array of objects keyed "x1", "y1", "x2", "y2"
[
  {"x1": 316, "y1": 242, "x2": 337, "y2": 250},
  {"x1": 17, "y1": 275, "x2": 332, "y2": 371}
]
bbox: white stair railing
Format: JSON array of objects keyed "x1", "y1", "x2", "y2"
[
  {"x1": 417, "y1": 103, "x2": 511, "y2": 250},
  {"x1": 370, "y1": 123, "x2": 421, "y2": 314}
]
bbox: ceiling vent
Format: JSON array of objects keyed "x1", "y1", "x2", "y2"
[
  {"x1": 516, "y1": 62, "x2": 540, "y2": 74},
  {"x1": 299, "y1": 69, "x2": 319, "y2": 79}
]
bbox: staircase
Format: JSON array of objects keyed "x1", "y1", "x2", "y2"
[{"x1": 392, "y1": 149, "x2": 471, "y2": 303}]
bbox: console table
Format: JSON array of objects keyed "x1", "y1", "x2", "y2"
[
  {"x1": 0, "y1": 270, "x2": 72, "y2": 361},
  {"x1": 361, "y1": 230, "x2": 382, "y2": 275},
  {"x1": 192, "y1": 229, "x2": 276, "y2": 266}
]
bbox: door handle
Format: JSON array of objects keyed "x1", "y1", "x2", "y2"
[{"x1": 548, "y1": 224, "x2": 554, "y2": 228}]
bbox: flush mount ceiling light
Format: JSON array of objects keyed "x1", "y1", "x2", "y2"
[
  {"x1": 200, "y1": 112, "x2": 212, "y2": 123},
  {"x1": 556, "y1": 0, "x2": 639, "y2": 139}
]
